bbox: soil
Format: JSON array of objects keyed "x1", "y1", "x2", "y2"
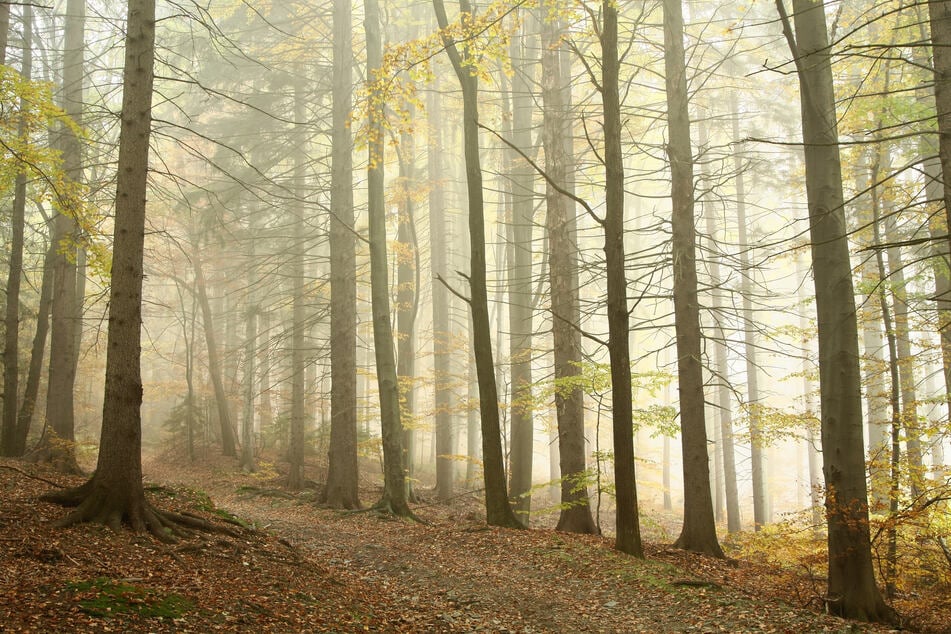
[{"x1": 0, "y1": 455, "x2": 909, "y2": 633}]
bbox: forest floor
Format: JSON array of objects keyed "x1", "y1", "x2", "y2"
[{"x1": 0, "y1": 454, "x2": 928, "y2": 633}]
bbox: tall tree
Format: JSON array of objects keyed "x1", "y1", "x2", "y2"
[
  {"x1": 664, "y1": 0, "x2": 723, "y2": 558},
  {"x1": 323, "y1": 0, "x2": 360, "y2": 509},
  {"x1": 32, "y1": 0, "x2": 83, "y2": 472},
  {"x1": 367, "y1": 0, "x2": 410, "y2": 516},
  {"x1": 929, "y1": 0, "x2": 951, "y2": 265},
  {"x1": 602, "y1": 0, "x2": 642, "y2": 556},
  {"x1": 287, "y1": 76, "x2": 308, "y2": 491},
  {"x1": 541, "y1": 8, "x2": 598, "y2": 535},
  {"x1": 505, "y1": 12, "x2": 535, "y2": 522},
  {"x1": 432, "y1": 0, "x2": 521, "y2": 529},
  {"x1": 43, "y1": 0, "x2": 200, "y2": 538},
  {"x1": 429, "y1": 84, "x2": 455, "y2": 502},
  {"x1": 777, "y1": 0, "x2": 895, "y2": 622},
  {"x1": 1, "y1": 2, "x2": 30, "y2": 458}
]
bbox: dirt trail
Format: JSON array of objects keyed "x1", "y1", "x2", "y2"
[{"x1": 193, "y1": 473, "x2": 890, "y2": 633}]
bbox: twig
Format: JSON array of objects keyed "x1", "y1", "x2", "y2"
[{"x1": 0, "y1": 464, "x2": 67, "y2": 488}]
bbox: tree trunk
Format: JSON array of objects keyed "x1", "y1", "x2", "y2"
[
  {"x1": 323, "y1": 0, "x2": 360, "y2": 509},
  {"x1": 14, "y1": 238, "x2": 54, "y2": 456},
  {"x1": 541, "y1": 9, "x2": 597, "y2": 535},
  {"x1": 928, "y1": 0, "x2": 951, "y2": 266},
  {"x1": 704, "y1": 176, "x2": 742, "y2": 534},
  {"x1": 192, "y1": 243, "x2": 237, "y2": 457},
  {"x1": 429, "y1": 85, "x2": 455, "y2": 502},
  {"x1": 664, "y1": 0, "x2": 722, "y2": 557},
  {"x1": 240, "y1": 218, "x2": 257, "y2": 473},
  {"x1": 602, "y1": 0, "x2": 642, "y2": 557},
  {"x1": 397, "y1": 122, "x2": 419, "y2": 503},
  {"x1": 779, "y1": 0, "x2": 895, "y2": 622},
  {"x1": 0, "y1": 1, "x2": 8, "y2": 64},
  {"x1": 366, "y1": 0, "x2": 410, "y2": 516},
  {"x1": 288, "y1": 77, "x2": 308, "y2": 491},
  {"x1": 504, "y1": 12, "x2": 535, "y2": 523},
  {"x1": 42, "y1": 0, "x2": 186, "y2": 540},
  {"x1": 1, "y1": 4, "x2": 30, "y2": 457},
  {"x1": 432, "y1": 0, "x2": 521, "y2": 529}
]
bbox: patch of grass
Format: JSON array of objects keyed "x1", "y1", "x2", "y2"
[{"x1": 65, "y1": 577, "x2": 193, "y2": 618}]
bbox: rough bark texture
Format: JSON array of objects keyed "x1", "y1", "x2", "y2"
[
  {"x1": 781, "y1": 0, "x2": 895, "y2": 622},
  {"x1": 432, "y1": 0, "x2": 521, "y2": 529},
  {"x1": 367, "y1": 0, "x2": 410, "y2": 517},
  {"x1": 43, "y1": 0, "x2": 177, "y2": 539},
  {"x1": 323, "y1": 0, "x2": 360, "y2": 510},
  {"x1": 602, "y1": 0, "x2": 642, "y2": 557},
  {"x1": 665, "y1": 0, "x2": 723, "y2": 558},
  {"x1": 541, "y1": 9, "x2": 597, "y2": 535}
]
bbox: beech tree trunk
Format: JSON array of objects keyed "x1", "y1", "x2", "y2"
[
  {"x1": 505, "y1": 14, "x2": 535, "y2": 522},
  {"x1": 429, "y1": 85, "x2": 455, "y2": 502},
  {"x1": 779, "y1": 0, "x2": 895, "y2": 622},
  {"x1": 367, "y1": 0, "x2": 410, "y2": 516},
  {"x1": 1, "y1": 3, "x2": 29, "y2": 457},
  {"x1": 432, "y1": 0, "x2": 521, "y2": 529},
  {"x1": 602, "y1": 0, "x2": 642, "y2": 557},
  {"x1": 664, "y1": 0, "x2": 723, "y2": 557},
  {"x1": 541, "y1": 9, "x2": 598, "y2": 535}
]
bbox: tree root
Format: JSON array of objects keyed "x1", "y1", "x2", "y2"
[{"x1": 42, "y1": 480, "x2": 249, "y2": 543}]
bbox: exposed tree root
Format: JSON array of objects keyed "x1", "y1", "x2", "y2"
[
  {"x1": 42, "y1": 480, "x2": 247, "y2": 543},
  {"x1": 0, "y1": 464, "x2": 67, "y2": 488}
]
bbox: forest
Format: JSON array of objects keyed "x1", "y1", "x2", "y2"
[{"x1": 0, "y1": 0, "x2": 949, "y2": 631}]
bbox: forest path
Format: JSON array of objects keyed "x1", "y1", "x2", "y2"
[{"x1": 164, "y1": 461, "x2": 891, "y2": 634}]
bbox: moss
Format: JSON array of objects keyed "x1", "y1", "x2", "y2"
[{"x1": 65, "y1": 577, "x2": 194, "y2": 619}]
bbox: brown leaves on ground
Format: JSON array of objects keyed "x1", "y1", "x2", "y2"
[{"x1": 0, "y1": 457, "x2": 908, "y2": 633}]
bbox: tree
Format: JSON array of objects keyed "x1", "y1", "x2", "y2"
[
  {"x1": 777, "y1": 0, "x2": 895, "y2": 622},
  {"x1": 367, "y1": 0, "x2": 410, "y2": 517},
  {"x1": 505, "y1": 11, "x2": 535, "y2": 522},
  {"x1": 664, "y1": 0, "x2": 723, "y2": 558},
  {"x1": 541, "y1": 7, "x2": 598, "y2": 535},
  {"x1": 1, "y1": 2, "x2": 30, "y2": 458},
  {"x1": 432, "y1": 0, "x2": 522, "y2": 529},
  {"x1": 601, "y1": 0, "x2": 643, "y2": 558},
  {"x1": 322, "y1": 0, "x2": 360, "y2": 509},
  {"x1": 43, "y1": 0, "x2": 206, "y2": 539}
]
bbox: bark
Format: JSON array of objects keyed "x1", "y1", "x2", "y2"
[
  {"x1": 602, "y1": 0, "x2": 642, "y2": 557},
  {"x1": 505, "y1": 13, "x2": 535, "y2": 522},
  {"x1": 288, "y1": 77, "x2": 307, "y2": 491},
  {"x1": 780, "y1": 0, "x2": 895, "y2": 622},
  {"x1": 429, "y1": 86, "x2": 455, "y2": 502},
  {"x1": 665, "y1": 0, "x2": 722, "y2": 557},
  {"x1": 0, "y1": 1, "x2": 8, "y2": 65},
  {"x1": 432, "y1": 0, "x2": 522, "y2": 529},
  {"x1": 367, "y1": 0, "x2": 410, "y2": 517},
  {"x1": 14, "y1": 239, "x2": 54, "y2": 456},
  {"x1": 1, "y1": 3, "x2": 29, "y2": 457},
  {"x1": 323, "y1": 0, "x2": 360, "y2": 509},
  {"x1": 240, "y1": 219, "x2": 257, "y2": 473},
  {"x1": 929, "y1": 0, "x2": 951, "y2": 265},
  {"x1": 397, "y1": 122, "x2": 419, "y2": 503},
  {"x1": 704, "y1": 179, "x2": 741, "y2": 534},
  {"x1": 41, "y1": 0, "x2": 184, "y2": 540},
  {"x1": 541, "y1": 9, "x2": 597, "y2": 535},
  {"x1": 192, "y1": 244, "x2": 237, "y2": 457}
]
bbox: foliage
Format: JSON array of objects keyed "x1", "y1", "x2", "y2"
[{"x1": 0, "y1": 66, "x2": 107, "y2": 273}]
